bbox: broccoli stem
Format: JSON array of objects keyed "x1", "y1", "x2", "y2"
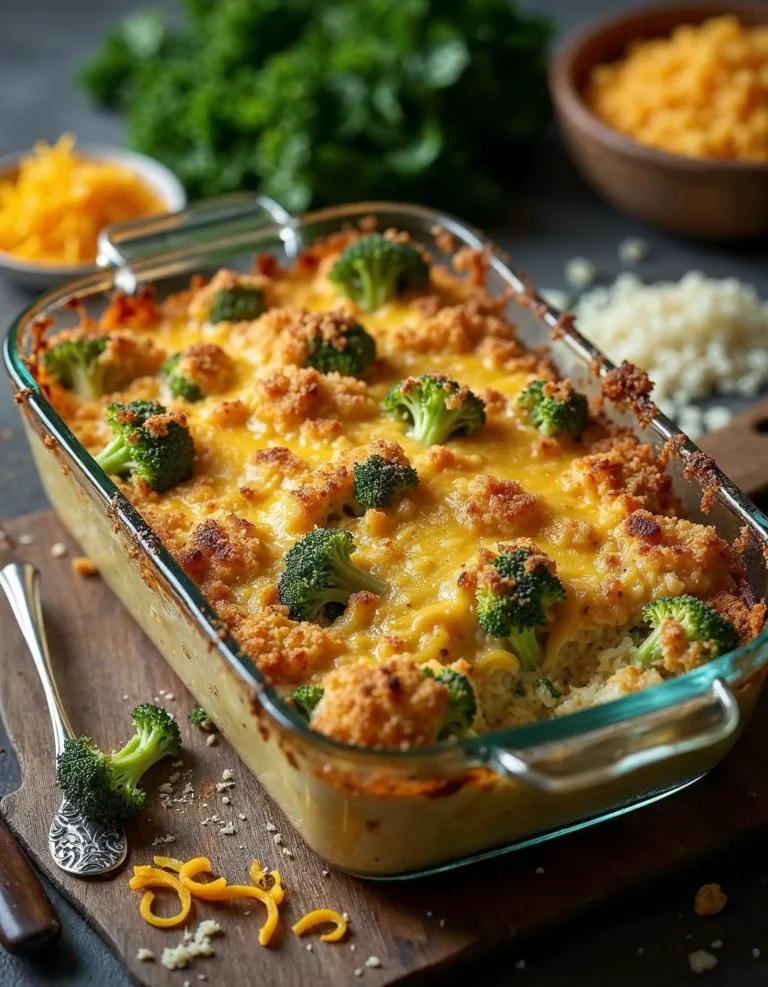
[
  {"x1": 71, "y1": 363, "x2": 105, "y2": 403},
  {"x1": 326, "y1": 545, "x2": 387, "y2": 597},
  {"x1": 109, "y1": 722, "x2": 171, "y2": 789},
  {"x1": 509, "y1": 627, "x2": 544, "y2": 671},
  {"x1": 634, "y1": 626, "x2": 663, "y2": 670},
  {"x1": 352, "y1": 259, "x2": 395, "y2": 312},
  {"x1": 95, "y1": 436, "x2": 134, "y2": 476}
]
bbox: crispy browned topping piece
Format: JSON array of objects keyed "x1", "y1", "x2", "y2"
[
  {"x1": 565, "y1": 435, "x2": 680, "y2": 518},
  {"x1": 175, "y1": 511, "x2": 265, "y2": 591},
  {"x1": 100, "y1": 287, "x2": 159, "y2": 330},
  {"x1": 476, "y1": 336, "x2": 557, "y2": 380},
  {"x1": 234, "y1": 605, "x2": 344, "y2": 685},
  {"x1": 601, "y1": 360, "x2": 657, "y2": 424},
  {"x1": 391, "y1": 297, "x2": 513, "y2": 355},
  {"x1": 455, "y1": 474, "x2": 546, "y2": 536},
  {"x1": 706, "y1": 590, "x2": 767, "y2": 645},
  {"x1": 178, "y1": 343, "x2": 236, "y2": 396},
  {"x1": 607, "y1": 510, "x2": 745, "y2": 598},
  {"x1": 251, "y1": 365, "x2": 374, "y2": 430},
  {"x1": 694, "y1": 884, "x2": 727, "y2": 917},
  {"x1": 310, "y1": 655, "x2": 450, "y2": 750},
  {"x1": 71, "y1": 556, "x2": 98, "y2": 577}
]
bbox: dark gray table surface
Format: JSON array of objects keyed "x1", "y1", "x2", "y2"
[{"x1": 2, "y1": 1, "x2": 768, "y2": 984}]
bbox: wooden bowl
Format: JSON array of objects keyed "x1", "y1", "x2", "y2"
[{"x1": 549, "y1": 3, "x2": 768, "y2": 240}]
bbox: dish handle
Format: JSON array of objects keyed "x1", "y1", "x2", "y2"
[
  {"x1": 485, "y1": 677, "x2": 739, "y2": 794},
  {"x1": 96, "y1": 192, "x2": 299, "y2": 290}
]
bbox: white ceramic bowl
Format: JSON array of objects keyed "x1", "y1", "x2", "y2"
[{"x1": 0, "y1": 144, "x2": 187, "y2": 290}]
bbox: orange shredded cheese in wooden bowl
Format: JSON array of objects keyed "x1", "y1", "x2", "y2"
[
  {"x1": 585, "y1": 16, "x2": 768, "y2": 161},
  {"x1": 0, "y1": 134, "x2": 167, "y2": 265}
]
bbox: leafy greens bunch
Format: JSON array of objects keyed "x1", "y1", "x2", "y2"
[{"x1": 78, "y1": 0, "x2": 553, "y2": 216}]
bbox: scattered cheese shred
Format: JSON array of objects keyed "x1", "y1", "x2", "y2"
[
  {"x1": 202, "y1": 884, "x2": 279, "y2": 947},
  {"x1": 134, "y1": 854, "x2": 284, "y2": 947},
  {"x1": 250, "y1": 859, "x2": 285, "y2": 905},
  {"x1": 129, "y1": 866, "x2": 192, "y2": 929},
  {"x1": 292, "y1": 908, "x2": 348, "y2": 942},
  {"x1": 178, "y1": 857, "x2": 228, "y2": 897},
  {"x1": 0, "y1": 134, "x2": 165, "y2": 265}
]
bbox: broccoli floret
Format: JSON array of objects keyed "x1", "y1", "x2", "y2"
[
  {"x1": 634, "y1": 596, "x2": 738, "y2": 670},
  {"x1": 277, "y1": 527, "x2": 387, "y2": 623},
  {"x1": 329, "y1": 234, "x2": 429, "y2": 312},
  {"x1": 208, "y1": 284, "x2": 265, "y2": 324},
  {"x1": 94, "y1": 399, "x2": 195, "y2": 493},
  {"x1": 304, "y1": 322, "x2": 376, "y2": 376},
  {"x1": 292, "y1": 684, "x2": 324, "y2": 721},
  {"x1": 382, "y1": 373, "x2": 486, "y2": 446},
  {"x1": 188, "y1": 703, "x2": 215, "y2": 732},
  {"x1": 56, "y1": 703, "x2": 181, "y2": 822},
  {"x1": 353, "y1": 454, "x2": 419, "y2": 510},
  {"x1": 423, "y1": 667, "x2": 477, "y2": 739},
  {"x1": 475, "y1": 546, "x2": 565, "y2": 670},
  {"x1": 518, "y1": 379, "x2": 588, "y2": 439},
  {"x1": 164, "y1": 352, "x2": 203, "y2": 402},
  {"x1": 43, "y1": 336, "x2": 109, "y2": 401}
]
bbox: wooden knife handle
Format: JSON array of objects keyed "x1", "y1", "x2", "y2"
[
  {"x1": 0, "y1": 813, "x2": 60, "y2": 955},
  {"x1": 698, "y1": 398, "x2": 768, "y2": 502}
]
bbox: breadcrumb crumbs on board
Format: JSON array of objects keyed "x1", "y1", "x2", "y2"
[
  {"x1": 695, "y1": 883, "x2": 727, "y2": 916},
  {"x1": 688, "y1": 950, "x2": 718, "y2": 973},
  {"x1": 136, "y1": 948, "x2": 155, "y2": 961},
  {"x1": 50, "y1": 541, "x2": 67, "y2": 558},
  {"x1": 161, "y1": 920, "x2": 222, "y2": 971},
  {"x1": 618, "y1": 238, "x2": 649, "y2": 265},
  {"x1": 17, "y1": 533, "x2": 33, "y2": 545},
  {"x1": 71, "y1": 556, "x2": 98, "y2": 577},
  {"x1": 564, "y1": 257, "x2": 598, "y2": 290}
]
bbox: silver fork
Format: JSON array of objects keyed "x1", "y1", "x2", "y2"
[{"x1": 0, "y1": 562, "x2": 127, "y2": 876}]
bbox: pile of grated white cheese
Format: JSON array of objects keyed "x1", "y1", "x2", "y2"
[{"x1": 574, "y1": 270, "x2": 768, "y2": 436}]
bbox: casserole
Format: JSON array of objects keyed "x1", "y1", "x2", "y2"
[{"x1": 6, "y1": 194, "x2": 768, "y2": 878}]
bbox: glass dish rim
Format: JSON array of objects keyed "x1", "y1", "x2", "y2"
[{"x1": 5, "y1": 197, "x2": 768, "y2": 773}]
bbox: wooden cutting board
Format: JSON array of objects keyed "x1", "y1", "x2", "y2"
[{"x1": 2, "y1": 510, "x2": 768, "y2": 986}]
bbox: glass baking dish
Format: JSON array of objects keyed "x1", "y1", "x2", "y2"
[{"x1": 5, "y1": 194, "x2": 768, "y2": 879}]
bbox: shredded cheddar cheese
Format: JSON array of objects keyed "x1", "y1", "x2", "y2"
[
  {"x1": 292, "y1": 908, "x2": 348, "y2": 942},
  {"x1": 132, "y1": 854, "x2": 288, "y2": 947},
  {"x1": 178, "y1": 857, "x2": 229, "y2": 896},
  {"x1": 129, "y1": 866, "x2": 192, "y2": 928},
  {"x1": 0, "y1": 134, "x2": 165, "y2": 265},
  {"x1": 586, "y1": 16, "x2": 768, "y2": 161}
]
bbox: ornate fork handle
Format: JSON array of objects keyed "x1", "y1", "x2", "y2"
[
  {"x1": 0, "y1": 561, "x2": 127, "y2": 877},
  {"x1": 0, "y1": 562, "x2": 73, "y2": 755}
]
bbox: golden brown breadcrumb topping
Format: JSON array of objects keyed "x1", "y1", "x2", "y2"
[{"x1": 310, "y1": 655, "x2": 450, "y2": 750}]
